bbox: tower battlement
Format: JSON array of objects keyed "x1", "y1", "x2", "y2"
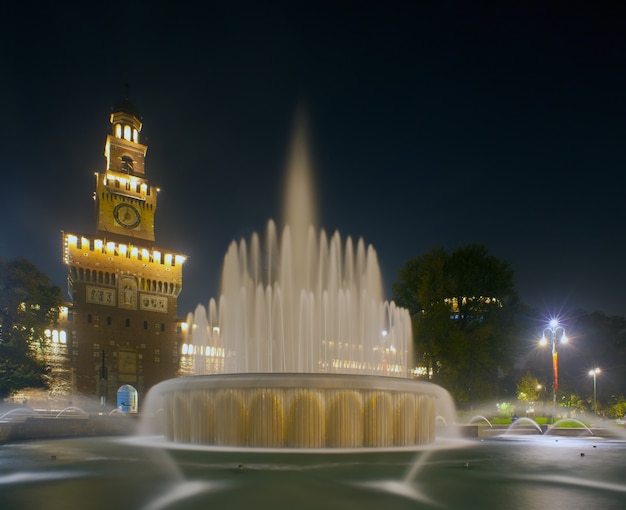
[{"x1": 63, "y1": 232, "x2": 185, "y2": 284}]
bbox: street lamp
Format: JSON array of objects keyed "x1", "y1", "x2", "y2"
[
  {"x1": 589, "y1": 368, "x2": 601, "y2": 415},
  {"x1": 539, "y1": 319, "x2": 568, "y2": 422}
]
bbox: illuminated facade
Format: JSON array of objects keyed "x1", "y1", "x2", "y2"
[{"x1": 57, "y1": 99, "x2": 186, "y2": 408}]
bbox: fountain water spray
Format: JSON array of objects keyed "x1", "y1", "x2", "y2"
[{"x1": 142, "y1": 113, "x2": 456, "y2": 448}]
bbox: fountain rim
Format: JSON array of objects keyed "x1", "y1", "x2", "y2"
[
  {"x1": 149, "y1": 373, "x2": 447, "y2": 398},
  {"x1": 127, "y1": 435, "x2": 471, "y2": 455}
]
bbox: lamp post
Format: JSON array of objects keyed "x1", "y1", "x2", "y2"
[
  {"x1": 539, "y1": 319, "x2": 568, "y2": 423},
  {"x1": 589, "y1": 368, "x2": 601, "y2": 415}
]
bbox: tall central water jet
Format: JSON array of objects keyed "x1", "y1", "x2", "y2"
[{"x1": 143, "y1": 113, "x2": 454, "y2": 448}]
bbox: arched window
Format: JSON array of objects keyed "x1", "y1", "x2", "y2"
[{"x1": 117, "y1": 384, "x2": 138, "y2": 413}]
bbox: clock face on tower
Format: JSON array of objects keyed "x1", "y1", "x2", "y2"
[{"x1": 113, "y1": 203, "x2": 141, "y2": 229}]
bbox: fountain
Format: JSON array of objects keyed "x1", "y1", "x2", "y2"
[
  {"x1": 141, "y1": 115, "x2": 456, "y2": 449},
  {"x1": 3, "y1": 116, "x2": 626, "y2": 510},
  {"x1": 0, "y1": 407, "x2": 38, "y2": 422},
  {"x1": 54, "y1": 406, "x2": 89, "y2": 418},
  {"x1": 504, "y1": 417, "x2": 544, "y2": 435},
  {"x1": 467, "y1": 415, "x2": 493, "y2": 427},
  {"x1": 546, "y1": 418, "x2": 595, "y2": 436}
]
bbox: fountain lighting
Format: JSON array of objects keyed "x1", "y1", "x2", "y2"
[
  {"x1": 186, "y1": 219, "x2": 414, "y2": 377},
  {"x1": 144, "y1": 113, "x2": 455, "y2": 449},
  {"x1": 144, "y1": 373, "x2": 454, "y2": 449}
]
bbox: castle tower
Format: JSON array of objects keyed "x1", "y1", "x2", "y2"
[
  {"x1": 61, "y1": 99, "x2": 186, "y2": 409},
  {"x1": 96, "y1": 99, "x2": 156, "y2": 245}
]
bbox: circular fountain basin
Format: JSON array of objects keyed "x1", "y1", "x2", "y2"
[{"x1": 144, "y1": 374, "x2": 452, "y2": 449}]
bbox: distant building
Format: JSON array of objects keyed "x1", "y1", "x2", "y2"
[{"x1": 51, "y1": 99, "x2": 186, "y2": 409}]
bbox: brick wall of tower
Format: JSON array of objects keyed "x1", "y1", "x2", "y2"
[
  {"x1": 65, "y1": 293, "x2": 181, "y2": 405},
  {"x1": 60, "y1": 232, "x2": 185, "y2": 407}
]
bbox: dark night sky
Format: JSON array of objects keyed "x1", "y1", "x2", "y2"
[{"x1": 1, "y1": 1, "x2": 625, "y2": 318}]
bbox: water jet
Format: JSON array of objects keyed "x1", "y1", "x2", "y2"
[
  {"x1": 141, "y1": 115, "x2": 456, "y2": 449},
  {"x1": 467, "y1": 415, "x2": 493, "y2": 427},
  {"x1": 503, "y1": 417, "x2": 543, "y2": 435},
  {"x1": 546, "y1": 418, "x2": 594, "y2": 436}
]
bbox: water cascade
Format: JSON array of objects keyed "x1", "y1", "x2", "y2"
[{"x1": 143, "y1": 115, "x2": 455, "y2": 448}]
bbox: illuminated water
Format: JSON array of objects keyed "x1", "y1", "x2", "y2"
[
  {"x1": 184, "y1": 117, "x2": 412, "y2": 377},
  {"x1": 155, "y1": 115, "x2": 438, "y2": 449},
  {"x1": 140, "y1": 374, "x2": 456, "y2": 448}
]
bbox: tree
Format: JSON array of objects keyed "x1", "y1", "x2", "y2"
[
  {"x1": 393, "y1": 244, "x2": 523, "y2": 406},
  {"x1": 517, "y1": 372, "x2": 541, "y2": 407},
  {"x1": 560, "y1": 393, "x2": 587, "y2": 416},
  {"x1": 606, "y1": 395, "x2": 626, "y2": 420},
  {"x1": 0, "y1": 258, "x2": 63, "y2": 399}
]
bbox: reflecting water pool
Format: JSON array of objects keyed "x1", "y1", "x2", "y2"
[{"x1": 1, "y1": 435, "x2": 625, "y2": 509}]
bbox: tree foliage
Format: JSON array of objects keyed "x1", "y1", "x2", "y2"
[
  {"x1": 605, "y1": 395, "x2": 626, "y2": 419},
  {"x1": 393, "y1": 244, "x2": 523, "y2": 406},
  {"x1": 0, "y1": 258, "x2": 63, "y2": 399},
  {"x1": 517, "y1": 371, "x2": 541, "y2": 403}
]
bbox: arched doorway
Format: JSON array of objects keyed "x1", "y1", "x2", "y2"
[{"x1": 117, "y1": 384, "x2": 138, "y2": 413}]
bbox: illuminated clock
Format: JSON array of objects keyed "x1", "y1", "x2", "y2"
[{"x1": 113, "y1": 203, "x2": 141, "y2": 229}]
